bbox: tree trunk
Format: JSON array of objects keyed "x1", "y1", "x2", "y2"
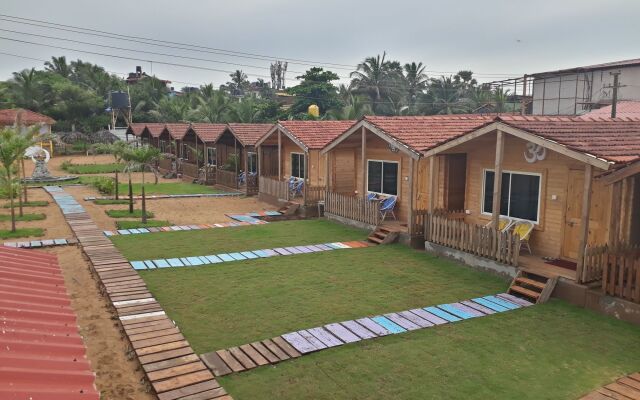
[
  {"x1": 7, "y1": 171, "x2": 16, "y2": 232},
  {"x1": 21, "y1": 158, "x2": 27, "y2": 202},
  {"x1": 115, "y1": 170, "x2": 119, "y2": 200},
  {"x1": 16, "y1": 163, "x2": 23, "y2": 217},
  {"x1": 141, "y1": 172, "x2": 147, "y2": 224},
  {"x1": 128, "y1": 175, "x2": 134, "y2": 213}
]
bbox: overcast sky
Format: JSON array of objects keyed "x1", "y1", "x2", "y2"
[{"x1": 1, "y1": 0, "x2": 639, "y2": 89}]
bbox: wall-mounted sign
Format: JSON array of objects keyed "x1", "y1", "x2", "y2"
[{"x1": 524, "y1": 142, "x2": 547, "y2": 163}]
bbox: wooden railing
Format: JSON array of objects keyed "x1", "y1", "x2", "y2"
[
  {"x1": 259, "y1": 176, "x2": 289, "y2": 200},
  {"x1": 182, "y1": 162, "x2": 199, "y2": 179},
  {"x1": 596, "y1": 244, "x2": 640, "y2": 303},
  {"x1": 200, "y1": 166, "x2": 217, "y2": 185},
  {"x1": 324, "y1": 192, "x2": 380, "y2": 226},
  {"x1": 424, "y1": 213, "x2": 521, "y2": 267},
  {"x1": 582, "y1": 244, "x2": 609, "y2": 283},
  {"x1": 246, "y1": 174, "x2": 259, "y2": 196},
  {"x1": 216, "y1": 169, "x2": 238, "y2": 189},
  {"x1": 305, "y1": 186, "x2": 326, "y2": 205},
  {"x1": 411, "y1": 209, "x2": 465, "y2": 236},
  {"x1": 158, "y1": 157, "x2": 173, "y2": 172}
]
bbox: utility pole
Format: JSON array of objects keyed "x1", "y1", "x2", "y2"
[{"x1": 609, "y1": 71, "x2": 622, "y2": 118}]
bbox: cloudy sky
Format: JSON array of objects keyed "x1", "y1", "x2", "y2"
[{"x1": 1, "y1": 0, "x2": 639, "y2": 89}]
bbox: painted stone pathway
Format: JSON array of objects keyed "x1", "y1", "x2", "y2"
[
  {"x1": 44, "y1": 186, "x2": 232, "y2": 400},
  {"x1": 201, "y1": 293, "x2": 533, "y2": 377},
  {"x1": 129, "y1": 241, "x2": 371, "y2": 270},
  {"x1": 85, "y1": 192, "x2": 242, "y2": 201},
  {"x1": 3, "y1": 238, "x2": 76, "y2": 248}
]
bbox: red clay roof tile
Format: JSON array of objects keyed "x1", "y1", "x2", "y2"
[
  {"x1": 0, "y1": 108, "x2": 55, "y2": 126},
  {"x1": 127, "y1": 123, "x2": 146, "y2": 136},
  {"x1": 143, "y1": 123, "x2": 166, "y2": 138},
  {"x1": 279, "y1": 120, "x2": 357, "y2": 149},
  {"x1": 227, "y1": 123, "x2": 274, "y2": 146},
  {"x1": 189, "y1": 123, "x2": 227, "y2": 142},
  {"x1": 163, "y1": 123, "x2": 190, "y2": 140},
  {"x1": 580, "y1": 101, "x2": 640, "y2": 119}
]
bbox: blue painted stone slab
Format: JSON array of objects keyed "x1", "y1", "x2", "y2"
[
  {"x1": 408, "y1": 309, "x2": 448, "y2": 325},
  {"x1": 471, "y1": 298, "x2": 509, "y2": 312},
  {"x1": 449, "y1": 302, "x2": 485, "y2": 317},
  {"x1": 424, "y1": 306, "x2": 461, "y2": 322},
  {"x1": 153, "y1": 259, "x2": 171, "y2": 268},
  {"x1": 143, "y1": 260, "x2": 156, "y2": 269},
  {"x1": 179, "y1": 258, "x2": 192, "y2": 266},
  {"x1": 371, "y1": 316, "x2": 406, "y2": 334},
  {"x1": 398, "y1": 311, "x2": 434, "y2": 328},
  {"x1": 355, "y1": 318, "x2": 392, "y2": 336},
  {"x1": 167, "y1": 258, "x2": 185, "y2": 267},
  {"x1": 483, "y1": 295, "x2": 520, "y2": 310},
  {"x1": 205, "y1": 255, "x2": 222, "y2": 264},
  {"x1": 461, "y1": 300, "x2": 495, "y2": 315},
  {"x1": 438, "y1": 304, "x2": 475, "y2": 320},
  {"x1": 131, "y1": 261, "x2": 147, "y2": 270},
  {"x1": 384, "y1": 313, "x2": 421, "y2": 331},
  {"x1": 228, "y1": 253, "x2": 247, "y2": 261},
  {"x1": 241, "y1": 251, "x2": 259, "y2": 259},
  {"x1": 218, "y1": 254, "x2": 235, "y2": 262}
]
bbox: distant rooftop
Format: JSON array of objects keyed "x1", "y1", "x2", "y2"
[{"x1": 530, "y1": 57, "x2": 640, "y2": 77}]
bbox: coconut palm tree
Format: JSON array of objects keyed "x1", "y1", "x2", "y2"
[
  {"x1": 194, "y1": 91, "x2": 231, "y2": 123},
  {"x1": 45, "y1": 56, "x2": 71, "y2": 78},
  {"x1": 328, "y1": 94, "x2": 372, "y2": 120},
  {"x1": 7, "y1": 69, "x2": 45, "y2": 111},
  {"x1": 426, "y1": 76, "x2": 468, "y2": 115},
  {"x1": 150, "y1": 96, "x2": 192, "y2": 122},
  {"x1": 229, "y1": 97, "x2": 260, "y2": 123},
  {"x1": 403, "y1": 62, "x2": 429, "y2": 110},
  {"x1": 125, "y1": 146, "x2": 161, "y2": 224},
  {"x1": 350, "y1": 53, "x2": 404, "y2": 114}
]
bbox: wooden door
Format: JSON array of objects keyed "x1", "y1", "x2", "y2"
[
  {"x1": 444, "y1": 154, "x2": 467, "y2": 211},
  {"x1": 562, "y1": 169, "x2": 610, "y2": 260},
  {"x1": 332, "y1": 149, "x2": 356, "y2": 194}
]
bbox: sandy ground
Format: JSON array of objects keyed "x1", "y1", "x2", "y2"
[
  {"x1": 47, "y1": 246, "x2": 153, "y2": 400},
  {"x1": 0, "y1": 187, "x2": 73, "y2": 242}
]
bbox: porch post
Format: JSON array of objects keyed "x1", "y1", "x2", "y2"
[
  {"x1": 324, "y1": 151, "x2": 330, "y2": 190},
  {"x1": 234, "y1": 138, "x2": 238, "y2": 189},
  {"x1": 491, "y1": 130, "x2": 505, "y2": 230},
  {"x1": 576, "y1": 164, "x2": 593, "y2": 282},
  {"x1": 303, "y1": 151, "x2": 309, "y2": 205},
  {"x1": 428, "y1": 156, "x2": 436, "y2": 212},
  {"x1": 609, "y1": 180, "x2": 622, "y2": 247},
  {"x1": 257, "y1": 145, "x2": 261, "y2": 177},
  {"x1": 361, "y1": 126, "x2": 367, "y2": 195},
  {"x1": 195, "y1": 136, "x2": 199, "y2": 169},
  {"x1": 408, "y1": 158, "x2": 415, "y2": 234},
  {"x1": 277, "y1": 130, "x2": 282, "y2": 180}
]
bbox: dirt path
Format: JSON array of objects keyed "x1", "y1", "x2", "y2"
[{"x1": 49, "y1": 246, "x2": 154, "y2": 400}]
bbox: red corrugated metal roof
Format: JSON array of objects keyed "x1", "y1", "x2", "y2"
[
  {"x1": 0, "y1": 247, "x2": 99, "y2": 400},
  {"x1": 581, "y1": 101, "x2": 640, "y2": 119},
  {"x1": 0, "y1": 108, "x2": 56, "y2": 126},
  {"x1": 189, "y1": 123, "x2": 227, "y2": 143},
  {"x1": 227, "y1": 123, "x2": 274, "y2": 146},
  {"x1": 280, "y1": 120, "x2": 357, "y2": 149}
]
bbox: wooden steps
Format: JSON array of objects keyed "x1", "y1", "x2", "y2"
[
  {"x1": 367, "y1": 227, "x2": 399, "y2": 245},
  {"x1": 507, "y1": 270, "x2": 558, "y2": 304},
  {"x1": 278, "y1": 202, "x2": 299, "y2": 216}
]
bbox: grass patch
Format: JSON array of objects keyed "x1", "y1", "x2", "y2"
[
  {"x1": 0, "y1": 227, "x2": 45, "y2": 239},
  {"x1": 117, "y1": 182, "x2": 223, "y2": 195},
  {"x1": 111, "y1": 220, "x2": 366, "y2": 260},
  {"x1": 116, "y1": 220, "x2": 171, "y2": 230},
  {"x1": 94, "y1": 199, "x2": 133, "y2": 205},
  {"x1": 0, "y1": 213, "x2": 46, "y2": 221},
  {"x1": 2, "y1": 201, "x2": 49, "y2": 208},
  {"x1": 106, "y1": 209, "x2": 154, "y2": 218},
  {"x1": 62, "y1": 162, "x2": 125, "y2": 174},
  {"x1": 140, "y1": 245, "x2": 507, "y2": 352},
  {"x1": 219, "y1": 300, "x2": 640, "y2": 400}
]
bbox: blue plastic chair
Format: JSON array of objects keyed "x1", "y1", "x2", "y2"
[
  {"x1": 367, "y1": 192, "x2": 377, "y2": 201},
  {"x1": 238, "y1": 171, "x2": 246, "y2": 185},
  {"x1": 379, "y1": 196, "x2": 397, "y2": 220}
]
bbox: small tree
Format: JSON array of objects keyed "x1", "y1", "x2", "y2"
[
  {"x1": 95, "y1": 141, "x2": 128, "y2": 199},
  {"x1": 125, "y1": 146, "x2": 160, "y2": 224}
]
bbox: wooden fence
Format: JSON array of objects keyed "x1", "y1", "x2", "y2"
[
  {"x1": 182, "y1": 162, "x2": 199, "y2": 180},
  {"x1": 424, "y1": 213, "x2": 521, "y2": 267},
  {"x1": 200, "y1": 166, "x2": 217, "y2": 185},
  {"x1": 597, "y1": 244, "x2": 640, "y2": 303},
  {"x1": 259, "y1": 176, "x2": 289, "y2": 200},
  {"x1": 305, "y1": 186, "x2": 326, "y2": 205},
  {"x1": 158, "y1": 157, "x2": 173, "y2": 172},
  {"x1": 216, "y1": 169, "x2": 238, "y2": 189},
  {"x1": 324, "y1": 192, "x2": 380, "y2": 226},
  {"x1": 411, "y1": 209, "x2": 465, "y2": 237}
]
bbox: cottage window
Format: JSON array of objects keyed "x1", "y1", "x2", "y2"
[
  {"x1": 159, "y1": 140, "x2": 167, "y2": 153},
  {"x1": 207, "y1": 148, "x2": 217, "y2": 166},
  {"x1": 482, "y1": 170, "x2": 541, "y2": 222},
  {"x1": 367, "y1": 160, "x2": 398, "y2": 196},
  {"x1": 182, "y1": 144, "x2": 189, "y2": 160},
  {"x1": 247, "y1": 152, "x2": 257, "y2": 174},
  {"x1": 291, "y1": 153, "x2": 305, "y2": 178}
]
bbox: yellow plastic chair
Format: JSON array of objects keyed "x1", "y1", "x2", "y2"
[
  {"x1": 512, "y1": 220, "x2": 534, "y2": 254},
  {"x1": 485, "y1": 216, "x2": 513, "y2": 232}
]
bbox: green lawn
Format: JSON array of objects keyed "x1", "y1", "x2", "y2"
[
  {"x1": 219, "y1": 300, "x2": 640, "y2": 400},
  {"x1": 117, "y1": 182, "x2": 223, "y2": 195},
  {"x1": 0, "y1": 227, "x2": 44, "y2": 239},
  {"x1": 140, "y1": 246, "x2": 507, "y2": 352},
  {"x1": 106, "y1": 209, "x2": 154, "y2": 218},
  {"x1": 116, "y1": 220, "x2": 171, "y2": 229},
  {"x1": 112, "y1": 220, "x2": 366, "y2": 260},
  {"x1": 2, "y1": 201, "x2": 49, "y2": 208},
  {"x1": 94, "y1": 199, "x2": 134, "y2": 205},
  {"x1": 0, "y1": 213, "x2": 46, "y2": 221},
  {"x1": 62, "y1": 163, "x2": 125, "y2": 174}
]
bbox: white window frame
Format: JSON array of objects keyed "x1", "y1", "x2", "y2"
[
  {"x1": 207, "y1": 147, "x2": 217, "y2": 166},
  {"x1": 480, "y1": 168, "x2": 542, "y2": 224},
  {"x1": 290, "y1": 152, "x2": 305, "y2": 179},
  {"x1": 366, "y1": 159, "x2": 399, "y2": 196},
  {"x1": 247, "y1": 151, "x2": 257, "y2": 174}
]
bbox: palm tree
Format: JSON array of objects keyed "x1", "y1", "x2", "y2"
[
  {"x1": 0, "y1": 125, "x2": 38, "y2": 232},
  {"x1": 150, "y1": 96, "x2": 192, "y2": 122},
  {"x1": 426, "y1": 76, "x2": 467, "y2": 115},
  {"x1": 328, "y1": 94, "x2": 372, "y2": 120},
  {"x1": 44, "y1": 56, "x2": 71, "y2": 78},
  {"x1": 125, "y1": 146, "x2": 161, "y2": 224},
  {"x1": 229, "y1": 97, "x2": 259, "y2": 122},
  {"x1": 199, "y1": 83, "x2": 216, "y2": 101},
  {"x1": 403, "y1": 62, "x2": 429, "y2": 110},
  {"x1": 350, "y1": 52, "x2": 404, "y2": 114},
  {"x1": 194, "y1": 91, "x2": 231, "y2": 123},
  {"x1": 7, "y1": 69, "x2": 45, "y2": 111},
  {"x1": 95, "y1": 141, "x2": 129, "y2": 200}
]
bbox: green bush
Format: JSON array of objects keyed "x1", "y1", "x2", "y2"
[{"x1": 83, "y1": 176, "x2": 115, "y2": 195}]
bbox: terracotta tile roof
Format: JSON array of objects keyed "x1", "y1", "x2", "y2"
[
  {"x1": 580, "y1": 101, "x2": 640, "y2": 119},
  {"x1": 189, "y1": 123, "x2": 227, "y2": 143},
  {"x1": 227, "y1": 123, "x2": 274, "y2": 146},
  {"x1": 363, "y1": 115, "x2": 495, "y2": 152},
  {"x1": 163, "y1": 123, "x2": 190, "y2": 140},
  {"x1": 279, "y1": 120, "x2": 357, "y2": 149},
  {"x1": 496, "y1": 115, "x2": 640, "y2": 164},
  {"x1": 127, "y1": 123, "x2": 146, "y2": 136},
  {"x1": 143, "y1": 123, "x2": 166, "y2": 138},
  {"x1": 0, "y1": 108, "x2": 55, "y2": 126},
  {"x1": 0, "y1": 246, "x2": 99, "y2": 400}
]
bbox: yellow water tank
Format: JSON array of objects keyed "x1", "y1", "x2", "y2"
[{"x1": 308, "y1": 104, "x2": 320, "y2": 117}]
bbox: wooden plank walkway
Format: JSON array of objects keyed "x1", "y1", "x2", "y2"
[
  {"x1": 200, "y1": 292, "x2": 532, "y2": 377},
  {"x1": 580, "y1": 372, "x2": 640, "y2": 399},
  {"x1": 45, "y1": 186, "x2": 231, "y2": 400},
  {"x1": 129, "y1": 241, "x2": 373, "y2": 270}
]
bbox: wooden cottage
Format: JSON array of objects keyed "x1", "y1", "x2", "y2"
[
  {"x1": 256, "y1": 120, "x2": 356, "y2": 206},
  {"x1": 157, "y1": 123, "x2": 190, "y2": 173},
  {"x1": 139, "y1": 123, "x2": 165, "y2": 147},
  {"x1": 125, "y1": 123, "x2": 146, "y2": 142},
  {"x1": 180, "y1": 123, "x2": 226, "y2": 181}
]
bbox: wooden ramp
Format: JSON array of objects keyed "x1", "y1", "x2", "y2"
[
  {"x1": 580, "y1": 372, "x2": 640, "y2": 400},
  {"x1": 508, "y1": 269, "x2": 558, "y2": 304},
  {"x1": 45, "y1": 187, "x2": 231, "y2": 400}
]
